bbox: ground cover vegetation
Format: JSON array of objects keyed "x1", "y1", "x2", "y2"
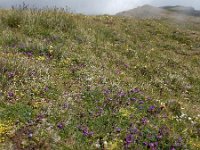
[{"x1": 0, "y1": 8, "x2": 200, "y2": 149}]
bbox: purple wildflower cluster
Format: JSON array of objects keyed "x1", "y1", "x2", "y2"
[
  {"x1": 78, "y1": 126, "x2": 94, "y2": 137},
  {"x1": 7, "y1": 72, "x2": 15, "y2": 78}
]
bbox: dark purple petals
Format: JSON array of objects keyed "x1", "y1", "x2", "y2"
[
  {"x1": 36, "y1": 114, "x2": 45, "y2": 122},
  {"x1": 28, "y1": 132, "x2": 33, "y2": 139},
  {"x1": 170, "y1": 146, "x2": 176, "y2": 150},
  {"x1": 156, "y1": 133, "x2": 163, "y2": 140},
  {"x1": 138, "y1": 100, "x2": 144, "y2": 104},
  {"x1": 130, "y1": 128, "x2": 138, "y2": 134},
  {"x1": 118, "y1": 91, "x2": 126, "y2": 97},
  {"x1": 8, "y1": 91, "x2": 15, "y2": 98},
  {"x1": 175, "y1": 137, "x2": 183, "y2": 147},
  {"x1": 130, "y1": 88, "x2": 140, "y2": 93},
  {"x1": 148, "y1": 142, "x2": 159, "y2": 150},
  {"x1": 130, "y1": 97, "x2": 137, "y2": 101},
  {"x1": 44, "y1": 86, "x2": 49, "y2": 92},
  {"x1": 147, "y1": 97, "x2": 152, "y2": 101},
  {"x1": 148, "y1": 105, "x2": 156, "y2": 113},
  {"x1": 124, "y1": 134, "x2": 134, "y2": 146},
  {"x1": 78, "y1": 126, "x2": 94, "y2": 137},
  {"x1": 116, "y1": 127, "x2": 121, "y2": 133},
  {"x1": 57, "y1": 122, "x2": 64, "y2": 129},
  {"x1": 25, "y1": 51, "x2": 33, "y2": 57},
  {"x1": 103, "y1": 89, "x2": 111, "y2": 95},
  {"x1": 83, "y1": 128, "x2": 94, "y2": 137},
  {"x1": 7, "y1": 72, "x2": 15, "y2": 78},
  {"x1": 141, "y1": 117, "x2": 148, "y2": 125},
  {"x1": 143, "y1": 142, "x2": 148, "y2": 146},
  {"x1": 63, "y1": 103, "x2": 68, "y2": 109}
]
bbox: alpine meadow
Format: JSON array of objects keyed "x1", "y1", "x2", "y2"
[{"x1": 0, "y1": 6, "x2": 200, "y2": 150}]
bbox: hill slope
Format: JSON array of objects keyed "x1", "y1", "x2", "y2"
[
  {"x1": 0, "y1": 9, "x2": 200, "y2": 149},
  {"x1": 116, "y1": 5, "x2": 200, "y2": 19},
  {"x1": 162, "y1": 6, "x2": 200, "y2": 17}
]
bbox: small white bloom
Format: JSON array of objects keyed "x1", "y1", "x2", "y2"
[
  {"x1": 188, "y1": 117, "x2": 192, "y2": 120},
  {"x1": 104, "y1": 141, "x2": 108, "y2": 145},
  {"x1": 95, "y1": 143, "x2": 101, "y2": 148}
]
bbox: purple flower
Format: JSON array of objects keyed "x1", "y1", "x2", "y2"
[
  {"x1": 124, "y1": 64, "x2": 129, "y2": 68},
  {"x1": 8, "y1": 72, "x2": 15, "y2": 78},
  {"x1": 175, "y1": 137, "x2": 183, "y2": 147},
  {"x1": 125, "y1": 134, "x2": 133, "y2": 145},
  {"x1": 28, "y1": 132, "x2": 33, "y2": 138},
  {"x1": 107, "y1": 98, "x2": 113, "y2": 101},
  {"x1": 116, "y1": 127, "x2": 121, "y2": 133},
  {"x1": 8, "y1": 91, "x2": 14, "y2": 98},
  {"x1": 44, "y1": 86, "x2": 49, "y2": 92},
  {"x1": 25, "y1": 52, "x2": 33, "y2": 57},
  {"x1": 147, "y1": 97, "x2": 152, "y2": 101},
  {"x1": 83, "y1": 128, "x2": 93, "y2": 137},
  {"x1": 130, "y1": 128, "x2": 138, "y2": 134},
  {"x1": 156, "y1": 133, "x2": 163, "y2": 140},
  {"x1": 149, "y1": 143, "x2": 154, "y2": 148},
  {"x1": 170, "y1": 146, "x2": 176, "y2": 150},
  {"x1": 130, "y1": 88, "x2": 140, "y2": 93},
  {"x1": 148, "y1": 105, "x2": 156, "y2": 112},
  {"x1": 148, "y1": 142, "x2": 158, "y2": 150},
  {"x1": 130, "y1": 98, "x2": 137, "y2": 101},
  {"x1": 36, "y1": 114, "x2": 44, "y2": 122},
  {"x1": 103, "y1": 89, "x2": 111, "y2": 95},
  {"x1": 57, "y1": 122, "x2": 64, "y2": 129},
  {"x1": 78, "y1": 126, "x2": 93, "y2": 137},
  {"x1": 154, "y1": 142, "x2": 158, "y2": 147},
  {"x1": 118, "y1": 91, "x2": 126, "y2": 97},
  {"x1": 143, "y1": 142, "x2": 148, "y2": 146},
  {"x1": 141, "y1": 117, "x2": 148, "y2": 125},
  {"x1": 63, "y1": 103, "x2": 69, "y2": 109},
  {"x1": 83, "y1": 129, "x2": 89, "y2": 136},
  {"x1": 138, "y1": 100, "x2": 144, "y2": 104}
]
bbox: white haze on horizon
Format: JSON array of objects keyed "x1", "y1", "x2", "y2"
[{"x1": 0, "y1": 0, "x2": 200, "y2": 15}]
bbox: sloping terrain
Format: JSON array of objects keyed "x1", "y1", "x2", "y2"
[
  {"x1": 0, "y1": 9, "x2": 200, "y2": 149},
  {"x1": 116, "y1": 5, "x2": 200, "y2": 20},
  {"x1": 116, "y1": 5, "x2": 168, "y2": 19},
  {"x1": 161, "y1": 6, "x2": 200, "y2": 17}
]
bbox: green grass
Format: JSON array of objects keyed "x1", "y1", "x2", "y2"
[{"x1": 0, "y1": 8, "x2": 200, "y2": 149}]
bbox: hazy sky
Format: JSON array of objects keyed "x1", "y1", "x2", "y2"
[{"x1": 0, "y1": 0, "x2": 200, "y2": 14}]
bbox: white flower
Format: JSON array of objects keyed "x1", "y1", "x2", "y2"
[
  {"x1": 95, "y1": 143, "x2": 101, "y2": 148},
  {"x1": 188, "y1": 117, "x2": 192, "y2": 120},
  {"x1": 104, "y1": 141, "x2": 108, "y2": 146}
]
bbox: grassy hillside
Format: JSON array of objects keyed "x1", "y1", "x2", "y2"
[{"x1": 0, "y1": 8, "x2": 200, "y2": 149}]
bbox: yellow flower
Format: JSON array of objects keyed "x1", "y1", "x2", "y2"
[
  {"x1": 49, "y1": 49, "x2": 54, "y2": 54},
  {"x1": 119, "y1": 107, "x2": 135, "y2": 117},
  {"x1": 37, "y1": 56, "x2": 45, "y2": 61},
  {"x1": 119, "y1": 108, "x2": 131, "y2": 117},
  {"x1": 106, "y1": 140, "x2": 122, "y2": 150},
  {"x1": 108, "y1": 141, "x2": 118, "y2": 150},
  {"x1": 0, "y1": 123, "x2": 11, "y2": 143}
]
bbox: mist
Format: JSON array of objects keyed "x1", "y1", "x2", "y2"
[{"x1": 0, "y1": 0, "x2": 200, "y2": 15}]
